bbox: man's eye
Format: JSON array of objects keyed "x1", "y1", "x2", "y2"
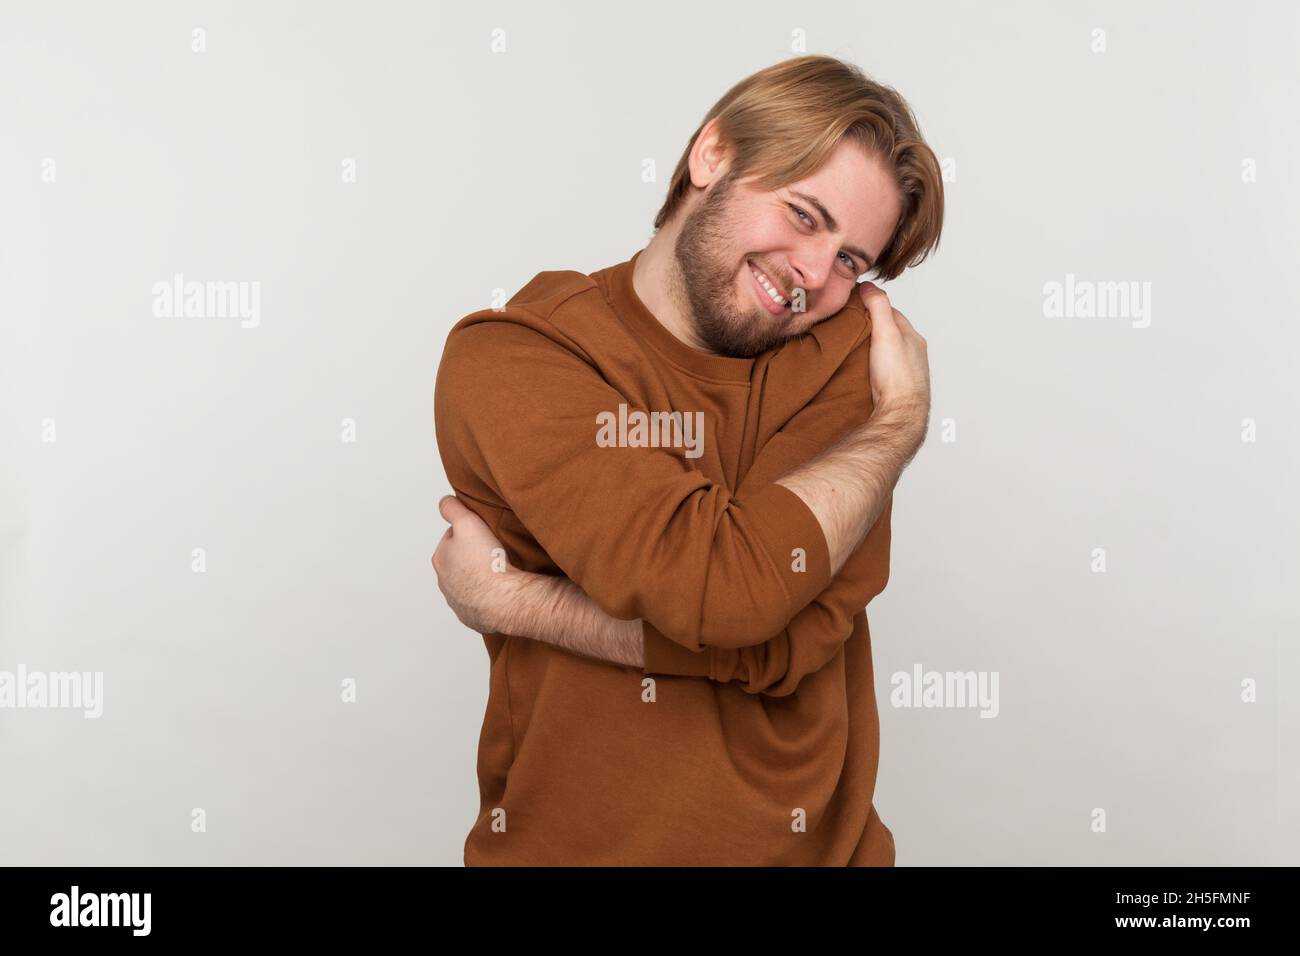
[{"x1": 791, "y1": 204, "x2": 857, "y2": 272}]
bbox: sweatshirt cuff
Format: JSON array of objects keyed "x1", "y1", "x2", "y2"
[
  {"x1": 739, "y1": 480, "x2": 833, "y2": 619},
  {"x1": 642, "y1": 620, "x2": 712, "y2": 677},
  {"x1": 642, "y1": 621, "x2": 745, "y2": 682}
]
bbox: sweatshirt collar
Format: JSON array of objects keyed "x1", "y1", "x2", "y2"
[{"x1": 599, "y1": 248, "x2": 755, "y2": 383}]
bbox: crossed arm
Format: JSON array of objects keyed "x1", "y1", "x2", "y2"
[
  {"x1": 436, "y1": 398, "x2": 911, "y2": 681},
  {"x1": 433, "y1": 528, "x2": 647, "y2": 666},
  {"x1": 432, "y1": 285, "x2": 928, "y2": 696}
]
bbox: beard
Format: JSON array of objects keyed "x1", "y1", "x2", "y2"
[{"x1": 670, "y1": 172, "x2": 800, "y2": 359}]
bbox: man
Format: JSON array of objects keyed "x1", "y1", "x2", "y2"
[{"x1": 433, "y1": 54, "x2": 943, "y2": 865}]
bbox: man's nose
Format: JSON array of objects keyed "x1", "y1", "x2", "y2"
[{"x1": 788, "y1": 244, "x2": 836, "y2": 293}]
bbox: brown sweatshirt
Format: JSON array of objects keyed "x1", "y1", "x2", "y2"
[{"x1": 434, "y1": 247, "x2": 895, "y2": 865}]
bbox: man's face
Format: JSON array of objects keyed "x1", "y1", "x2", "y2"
[{"x1": 672, "y1": 139, "x2": 904, "y2": 358}]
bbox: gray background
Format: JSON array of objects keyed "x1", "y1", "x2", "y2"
[{"x1": 1, "y1": 0, "x2": 1296, "y2": 865}]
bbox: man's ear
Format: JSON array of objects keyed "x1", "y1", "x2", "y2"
[{"x1": 688, "y1": 116, "x2": 732, "y2": 189}]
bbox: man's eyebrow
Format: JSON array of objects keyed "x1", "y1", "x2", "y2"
[{"x1": 789, "y1": 189, "x2": 876, "y2": 271}]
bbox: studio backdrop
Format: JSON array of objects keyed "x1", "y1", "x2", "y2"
[{"x1": 1, "y1": 0, "x2": 1296, "y2": 865}]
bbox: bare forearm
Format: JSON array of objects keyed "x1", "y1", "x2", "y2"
[
  {"x1": 776, "y1": 401, "x2": 925, "y2": 575},
  {"x1": 498, "y1": 569, "x2": 643, "y2": 668}
]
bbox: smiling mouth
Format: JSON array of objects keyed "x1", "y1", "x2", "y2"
[{"x1": 746, "y1": 259, "x2": 790, "y2": 315}]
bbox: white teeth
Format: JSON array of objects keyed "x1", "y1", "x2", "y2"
[{"x1": 749, "y1": 263, "x2": 787, "y2": 305}]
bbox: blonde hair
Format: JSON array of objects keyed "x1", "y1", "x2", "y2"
[{"x1": 653, "y1": 55, "x2": 944, "y2": 282}]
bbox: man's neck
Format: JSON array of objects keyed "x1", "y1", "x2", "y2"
[{"x1": 632, "y1": 232, "x2": 717, "y2": 355}]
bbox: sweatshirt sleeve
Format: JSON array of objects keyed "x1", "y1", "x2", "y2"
[
  {"x1": 434, "y1": 310, "x2": 834, "y2": 649},
  {"x1": 642, "y1": 487, "x2": 891, "y2": 696},
  {"x1": 640, "y1": 315, "x2": 891, "y2": 696}
]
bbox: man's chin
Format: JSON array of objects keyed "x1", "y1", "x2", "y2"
[{"x1": 716, "y1": 328, "x2": 783, "y2": 360}]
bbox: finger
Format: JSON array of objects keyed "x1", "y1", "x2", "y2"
[
  {"x1": 857, "y1": 280, "x2": 889, "y2": 308},
  {"x1": 438, "y1": 494, "x2": 473, "y2": 524},
  {"x1": 859, "y1": 285, "x2": 899, "y2": 340},
  {"x1": 443, "y1": 497, "x2": 494, "y2": 536},
  {"x1": 431, "y1": 526, "x2": 453, "y2": 564}
]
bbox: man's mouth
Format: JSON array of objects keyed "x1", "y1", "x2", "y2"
[{"x1": 746, "y1": 259, "x2": 790, "y2": 315}]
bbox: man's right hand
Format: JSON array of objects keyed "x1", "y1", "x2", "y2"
[
  {"x1": 859, "y1": 281, "x2": 930, "y2": 455},
  {"x1": 434, "y1": 495, "x2": 516, "y2": 636}
]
